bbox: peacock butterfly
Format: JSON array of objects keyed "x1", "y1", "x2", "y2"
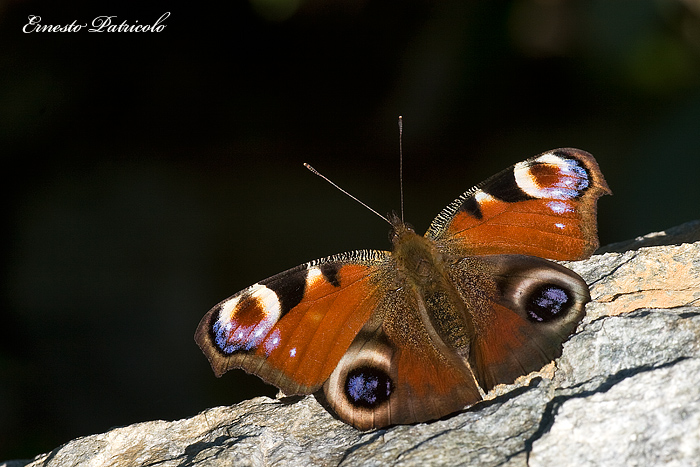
[{"x1": 195, "y1": 147, "x2": 610, "y2": 430}]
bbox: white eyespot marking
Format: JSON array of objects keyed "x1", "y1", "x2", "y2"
[
  {"x1": 555, "y1": 223, "x2": 566, "y2": 230},
  {"x1": 212, "y1": 283, "x2": 282, "y2": 354},
  {"x1": 474, "y1": 190, "x2": 496, "y2": 204},
  {"x1": 218, "y1": 295, "x2": 243, "y2": 322},
  {"x1": 534, "y1": 152, "x2": 567, "y2": 166},
  {"x1": 306, "y1": 266, "x2": 324, "y2": 288},
  {"x1": 515, "y1": 153, "x2": 590, "y2": 200},
  {"x1": 289, "y1": 347, "x2": 297, "y2": 358},
  {"x1": 513, "y1": 160, "x2": 540, "y2": 197}
]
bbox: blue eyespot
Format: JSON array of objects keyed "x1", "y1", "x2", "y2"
[
  {"x1": 344, "y1": 367, "x2": 393, "y2": 408},
  {"x1": 526, "y1": 284, "x2": 571, "y2": 322}
]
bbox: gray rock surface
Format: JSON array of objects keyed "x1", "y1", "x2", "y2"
[{"x1": 4, "y1": 221, "x2": 700, "y2": 467}]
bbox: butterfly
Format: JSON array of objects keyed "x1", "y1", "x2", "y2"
[{"x1": 195, "y1": 148, "x2": 610, "y2": 430}]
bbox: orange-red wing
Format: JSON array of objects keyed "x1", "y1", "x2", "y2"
[
  {"x1": 386, "y1": 343, "x2": 482, "y2": 428},
  {"x1": 194, "y1": 250, "x2": 389, "y2": 395},
  {"x1": 426, "y1": 148, "x2": 610, "y2": 260}
]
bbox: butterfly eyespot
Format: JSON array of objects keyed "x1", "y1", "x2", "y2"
[
  {"x1": 211, "y1": 286, "x2": 281, "y2": 355},
  {"x1": 513, "y1": 153, "x2": 592, "y2": 201},
  {"x1": 525, "y1": 283, "x2": 573, "y2": 322},
  {"x1": 344, "y1": 366, "x2": 393, "y2": 409}
]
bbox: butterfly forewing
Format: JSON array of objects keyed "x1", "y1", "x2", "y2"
[
  {"x1": 426, "y1": 148, "x2": 610, "y2": 260},
  {"x1": 195, "y1": 250, "x2": 389, "y2": 395}
]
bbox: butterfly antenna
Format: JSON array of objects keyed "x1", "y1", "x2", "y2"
[
  {"x1": 398, "y1": 115, "x2": 405, "y2": 221},
  {"x1": 303, "y1": 163, "x2": 391, "y2": 225}
]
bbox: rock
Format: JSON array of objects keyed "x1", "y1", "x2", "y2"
[{"x1": 4, "y1": 221, "x2": 700, "y2": 467}]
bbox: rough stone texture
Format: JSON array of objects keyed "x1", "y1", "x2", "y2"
[{"x1": 4, "y1": 221, "x2": 700, "y2": 467}]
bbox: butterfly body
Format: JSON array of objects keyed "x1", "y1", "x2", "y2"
[{"x1": 196, "y1": 148, "x2": 610, "y2": 430}]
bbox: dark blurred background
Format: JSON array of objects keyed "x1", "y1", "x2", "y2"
[{"x1": 2, "y1": 0, "x2": 699, "y2": 460}]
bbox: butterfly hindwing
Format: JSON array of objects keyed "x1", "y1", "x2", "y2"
[
  {"x1": 195, "y1": 250, "x2": 389, "y2": 395},
  {"x1": 447, "y1": 254, "x2": 590, "y2": 392},
  {"x1": 322, "y1": 283, "x2": 483, "y2": 430},
  {"x1": 426, "y1": 148, "x2": 611, "y2": 260}
]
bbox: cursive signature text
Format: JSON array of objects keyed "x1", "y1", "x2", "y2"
[{"x1": 23, "y1": 12, "x2": 170, "y2": 33}]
